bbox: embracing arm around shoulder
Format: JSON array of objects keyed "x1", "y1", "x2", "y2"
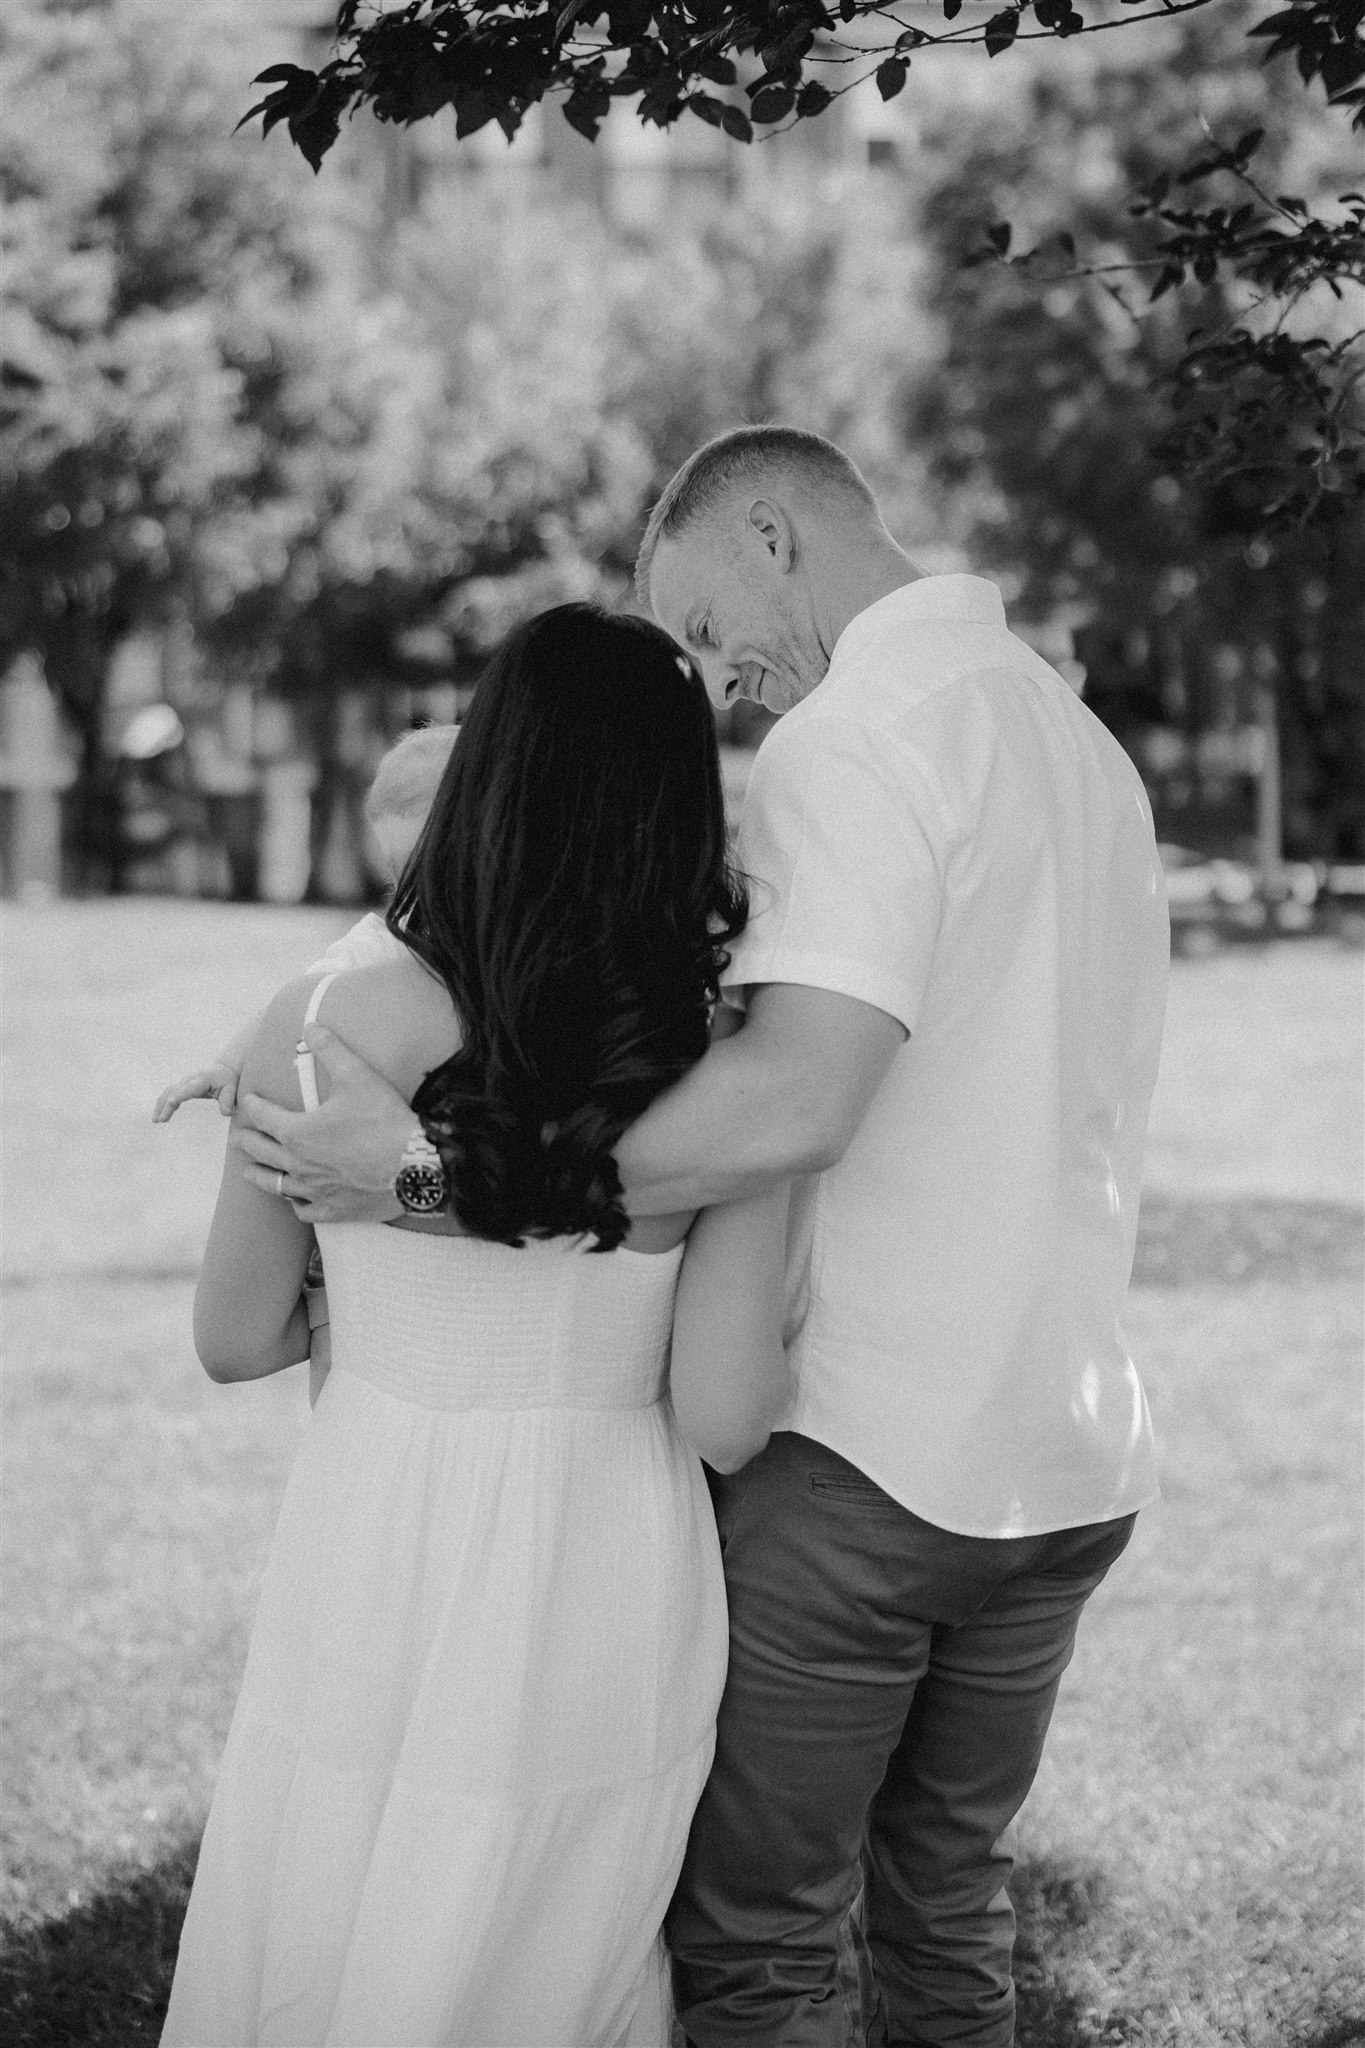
[
  {"x1": 669, "y1": 1179, "x2": 792, "y2": 1475},
  {"x1": 193, "y1": 979, "x2": 320, "y2": 1383},
  {"x1": 616, "y1": 980, "x2": 905, "y2": 1217}
]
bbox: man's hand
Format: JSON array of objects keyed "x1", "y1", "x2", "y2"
[
  {"x1": 236, "y1": 1024, "x2": 413, "y2": 1224},
  {"x1": 153, "y1": 1061, "x2": 241, "y2": 1122}
]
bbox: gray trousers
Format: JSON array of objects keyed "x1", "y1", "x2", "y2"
[{"x1": 666, "y1": 1432, "x2": 1136, "y2": 2047}]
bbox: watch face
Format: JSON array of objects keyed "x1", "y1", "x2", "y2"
[{"x1": 396, "y1": 1160, "x2": 446, "y2": 1214}]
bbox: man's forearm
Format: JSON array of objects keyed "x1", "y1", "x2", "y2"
[
  {"x1": 615, "y1": 983, "x2": 907, "y2": 1217},
  {"x1": 614, "y1": 1024, "x2": 831, "y2": 1216}
]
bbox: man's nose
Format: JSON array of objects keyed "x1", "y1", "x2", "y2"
[
  {"x1": 698, "y1": 655, "x2": 739, "y2": 711},
  {"x1": 693, "y1": 654, "x2": 728, "y2": 710}
]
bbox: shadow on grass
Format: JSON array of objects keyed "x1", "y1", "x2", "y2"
[
  {"x1": 2, "y1": 1840, "x2": 1362, "y2": 2048},
  {"x1": 1010, "y1": 1856, "x2": 1120, "y2": 2048},
  {"x1": 1009, "y1": 1855, "x2": 1365, "y2": 2048},
  {"x1": 0, "y1": 1839, "x2": 197, "y2": 2048}
]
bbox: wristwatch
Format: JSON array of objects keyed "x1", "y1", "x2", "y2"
[{"x1": 394, "y1": 1125, "x2": 448, "y2": 1215}]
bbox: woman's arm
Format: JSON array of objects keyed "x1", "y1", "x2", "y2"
[
  {"x1": 669, "y1": 1179, "x2": 792, "y2": 1476},
  {"x1": 193, "y1": 980, "x2": 320, "y2": 1383}
]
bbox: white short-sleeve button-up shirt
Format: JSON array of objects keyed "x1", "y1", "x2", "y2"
[{"x1": 722, "y1": 574, "x2": 1168, "y2": 1537}]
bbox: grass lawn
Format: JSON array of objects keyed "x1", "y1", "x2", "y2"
[{"x1": 2, "y1": 903, "x2": 1362, "y2": 2047}]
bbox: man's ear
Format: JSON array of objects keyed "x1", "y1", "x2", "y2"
[{"x1": 745, "y1": 496, "x2": 796, "y2": 572}]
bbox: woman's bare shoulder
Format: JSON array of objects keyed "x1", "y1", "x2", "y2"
[
  {"x1": 243, "y1": 955, "x2": 459, "y2": 1111},
  {"x1": 314, "y1": 954, "x2": 461, "y2": 1102}
]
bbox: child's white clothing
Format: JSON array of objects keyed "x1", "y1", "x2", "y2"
[{"x1": 307, "y1": 912, "x2": 408, "y2": 976}]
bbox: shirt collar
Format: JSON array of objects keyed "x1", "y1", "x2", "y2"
[{"x1": 829, "y1": 574, "x2": 1007, "y2": 675}]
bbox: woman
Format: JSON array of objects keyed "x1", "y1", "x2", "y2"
[{"x1": 161, "y1": 607, "x2": 791, "y2": 2048}]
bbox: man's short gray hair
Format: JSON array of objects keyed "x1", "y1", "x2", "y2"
[{"x1": 634, "y1": 425, "x2": 878, "y2": 610}]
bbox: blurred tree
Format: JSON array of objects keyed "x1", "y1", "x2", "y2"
[
  {"x1": 247, "y1": 0, "x2": 1363, "y2": 541},
  {"x1": 2, "y1": 1, "x2": 887, "y2": 888},
  {"x1": 911, "y1": 8, "x2": 1365, "y2": 860},
  {"x1": 0, "y1": 2, "x2": 325, "y2": 873}
]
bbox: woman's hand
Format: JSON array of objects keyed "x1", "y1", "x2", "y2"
[{"x1": 236, "y1": 1024, "x2": 412, "y2": 1224}]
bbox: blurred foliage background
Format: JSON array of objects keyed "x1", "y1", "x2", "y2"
[{"x1": 1, "y1": 0, "x2": 1361, "y2": 905}]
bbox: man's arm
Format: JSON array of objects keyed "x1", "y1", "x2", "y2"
[
  {"x1": 615, "y1": 982, "x2": 905, "y2": 1215},
  {"x1": 235, "y1": 983, "x2": 903, "y2": 1225}
]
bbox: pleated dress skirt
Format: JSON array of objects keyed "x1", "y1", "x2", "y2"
[{"x1": 161, "y1": 1225, "x2": 728, "y2": 2048}]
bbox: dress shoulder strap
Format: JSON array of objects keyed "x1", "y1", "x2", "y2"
[{"x1": 294, "y1": 971, "x2": 340, "y2": 1112}]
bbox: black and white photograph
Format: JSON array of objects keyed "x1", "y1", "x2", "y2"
[{"x1": 2, "y1": 1, "x2": 1362, "y2": 2043}]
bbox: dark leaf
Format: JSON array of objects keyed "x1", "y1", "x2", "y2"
[
  {"x1": 1150, "y1": 263, "x2": 1184, "y2": 300},
  {"x1": 687, "y1": 91, "x2": 726, "y2": 128},
  {"x1": 796, "y1": 78, "x2": 834, "y2": 116},
  {"x1": 876, "y1": 56, "x2": 909, "y2": 100},
  {"x1": 1177, "y1": 154, "x2": 1226, "y2": 186},
  {"x1": 233, "y1": 94, "x2": 281, "y2": 136},
  {"x1": 750, "y1": 80, "x2": 797, "y2": 121},
  {"x1": 291, "y1": 108, "x2": 344, "y2": 171},
  {"x1": 454, "y1": 89, "x2": 496, "y2": 136},
  {"x1": 1246, "y1": 9, "x2": 1303, "y2": 41},
  {"x1": 943, "y1": 0, "x2": 962, "y2": 18},
  {"x1": 638, "y1": 65, "x2": 685, "y2": 123},
  {"x1": 988, "y1": 220, "x2": 1013, "y2": 254},
  {"x1": 983, "y1": 9, "x2": 1020, "y2": 57},
  {"x1": 556, "y1": 0, "x2": 600, "y2": 35},
  {"x1": 720, "y1": 104, "x2": 754, "y2": 140},
  {"x1": 259, "y1": 97, "x2": 298, "y2": 141},
  {"x1": 562, "y1": 92, "x2": 606, "y2": 139}
]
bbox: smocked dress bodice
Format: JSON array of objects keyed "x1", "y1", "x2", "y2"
[{"x1": 314, "y1": 1223, "x2": 683, "y2": 1414}]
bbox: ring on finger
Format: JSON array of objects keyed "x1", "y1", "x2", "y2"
[{"x1": 276, "y1": 1171, "x2": 286, "y2": 1199}]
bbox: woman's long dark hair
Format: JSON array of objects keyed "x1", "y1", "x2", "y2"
[{"x1": 387, "y1": 603, "x2": 748, "y2": 1250}]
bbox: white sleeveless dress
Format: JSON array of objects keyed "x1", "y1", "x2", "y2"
[{"x1": 161, "y1": 1213, "x2": 727, "y2": 2047}]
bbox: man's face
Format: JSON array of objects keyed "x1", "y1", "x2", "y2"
[{"x1": 648, "y1": 518, "x2": 828, "y2": 716}]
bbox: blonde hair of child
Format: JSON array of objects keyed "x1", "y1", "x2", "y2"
[{"x1": 364, "y1": 724, "x2": 458, "y2": 827}]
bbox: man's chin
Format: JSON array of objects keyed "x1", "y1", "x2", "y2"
[{"x1": 761, "y1": 675, "x2": 807, "y2": 715}]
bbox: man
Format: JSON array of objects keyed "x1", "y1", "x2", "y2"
[{"x1": 239, "y1": 425, "x2": 1168, "y2": 2045}]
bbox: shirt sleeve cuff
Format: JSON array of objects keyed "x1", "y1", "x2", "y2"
[{"x1": 719, "y1": 948, "x2": 921, "y2": 1035}]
